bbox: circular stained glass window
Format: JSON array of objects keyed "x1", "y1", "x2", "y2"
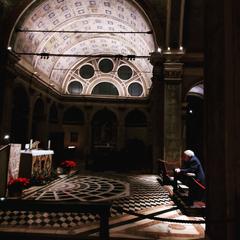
[
  {"x1": 79, "y1": 64, "x2": 94, "y2": 79},
  {"x1": 68, "y1": 81, "x2": 83, "y2": 94},
  {"x1": 117, "y1": 65, "x2": 133, "y2": 80},
  {"x1": 99, "y1": 59, "x2": 114, "y2": 73},
  {"x1": 128, "y1": 82, "x2": 143, "y2": 96}
]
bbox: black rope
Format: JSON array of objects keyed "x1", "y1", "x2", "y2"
[
  {"x1": 12, "y1": 50, "x2": 150, "y2": 59},
  {"x1": 16, "y1": 29, "x2": 153, "y2": 34},
  {"x1": 113, "y1": 206, "x2": 205, "y2": 224}
]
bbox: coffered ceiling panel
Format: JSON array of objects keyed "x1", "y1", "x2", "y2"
[{"x1": 11, "y1": 0, "x2": 156, "y2": 96}]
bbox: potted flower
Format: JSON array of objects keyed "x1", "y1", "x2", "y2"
[
  {"x1": 60, "y1": 160, "x2": 77, "y2": 174},
  {"x1": 8, "y1": 177, "x2": 30, "y2": 198}
]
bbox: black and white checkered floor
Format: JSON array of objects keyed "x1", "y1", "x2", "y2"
[{"x1": 0, "y1": 174, "x2": 171, "y2": 228}]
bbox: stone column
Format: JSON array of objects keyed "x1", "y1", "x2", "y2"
[
  {"x1": 42, "y1": 98, "x2": 51, "y2": 148},
  {"x1": 57, "y1": 103, "x2": 64, "y2": 129},
  {"x1": 117, "y1": 107, "x2": 126, "y2": 151},
  {"x1": 150, "y1": 51, "x2": 165, "y2": 173},
  {"x1": 181, "y1": 101, "x2": 188, "y2": 152},
  {"x1": 205, "y1": 1, "x2": 240, "y2": 239},
  {"x1": 1, "y1": 77, "x2": 14, "y2": 140},
  {"x1": 84, "y1": 106, "x2": 93, "y2": 168},
  {"x1": 27, "y1": 94, "x2": 34, "y2": 141},
  {"x1": 163, "y1": 52, "x2": 184, "y2": 170},
  {"x1": 0, "y1": 53, "x2": 20, "y2": 141}
]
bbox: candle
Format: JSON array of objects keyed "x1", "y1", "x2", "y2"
[
  {"x1": 48, "y1": 140, "x2": 51, "y2": 149},
  {"x1": 30, "y1": 139, "x2": 33, "y2": 149}
]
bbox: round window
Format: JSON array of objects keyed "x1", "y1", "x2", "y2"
[
  {"x1": 117, "y1": 65, "x2": 133, "y2": 80},
  {"x1": 99, "y1": 59, "x2": 114, "y2": 73},
  {"x1": 68, "y1": 81, "x2": 83, "y2": 94},
  {"x1": 79, "y1": 64, "x2": 94, "y2": 79},
  {"x1": 128, "y1": 82, "x2": 143, "y2": 96}
]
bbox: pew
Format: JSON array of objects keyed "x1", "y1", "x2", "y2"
[{"x1": 157, "y1": 159, "x2": 175, "y2": 185}]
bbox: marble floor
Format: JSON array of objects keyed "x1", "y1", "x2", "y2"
[{"x1": 0, "y1": 173, "x2": 205, "y2": 239}]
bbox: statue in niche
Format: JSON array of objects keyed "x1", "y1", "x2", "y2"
[{"x1": 31, "y1": 141, "x2": 40, "y2": 149}]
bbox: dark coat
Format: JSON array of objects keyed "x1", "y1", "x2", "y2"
[{"x1": 181, "y1": 155, "x2": 205, "y2": 184}]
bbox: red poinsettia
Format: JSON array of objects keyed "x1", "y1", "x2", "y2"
[
  {"x1": 8, "y1": 177, "x2": 30, "y2": 191},
  {"x1": 60, "y1": 160, "x2": 77, "y2": 169}
]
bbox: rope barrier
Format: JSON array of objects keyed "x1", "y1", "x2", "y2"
[
  {"x1": 192, "y1": 177, "x2": 206, "y2": 190},
  {"x1": 112, "y1": 206, "x2": 206, "y2": 224}
]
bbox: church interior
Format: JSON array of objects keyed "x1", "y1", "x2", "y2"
[{"x1": 0, "y1": 0, "x2": 239, "y2": 239}]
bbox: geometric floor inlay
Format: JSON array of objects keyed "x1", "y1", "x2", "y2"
[
  {"x1": 23, "y1": 175, "x2": 129, "y2": 202},
  {"x1": 0, "y1": 174, "x2": 205, "y2": 239},
  {"x1": 108, "y1": 205, "x2": 205, "y2": 240}
]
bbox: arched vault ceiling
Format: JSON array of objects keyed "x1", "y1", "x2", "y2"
[{"x1": 12, "y1": 0, "x2": 156, "y2": 95}]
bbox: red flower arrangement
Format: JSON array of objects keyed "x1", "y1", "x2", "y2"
[
  {"x1": 60, "y1": 160, "x2": 77, "y2": 170},
  {"x1": 8, "y1": 177, "x2": 30, "y2": 191}
]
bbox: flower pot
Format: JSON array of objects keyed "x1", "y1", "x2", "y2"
[{"x1": 8, "y1": 189, "x2": 22, "y2": 198}]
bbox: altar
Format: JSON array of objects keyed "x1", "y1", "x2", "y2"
[{"x1": 19, "y1": 150, "x2": 54, "y2": 178}]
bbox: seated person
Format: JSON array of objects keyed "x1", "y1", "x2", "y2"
[{"x1": 174, "y1": 150, "x2": 205, "y2": 205}]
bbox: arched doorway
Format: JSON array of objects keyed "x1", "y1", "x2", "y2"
[
  {"x1": 125, "y1": 109, "x2": 150, "y2": 171},
  {"x1": 90, "y1": 109, "x2": 118, "y2": 171},
  {"x1": 49, "y1": 103, "x2": 58, "y2": 124},
  {"x1": 185, "y1": 84, "x2": 204, "y2": 167},
  {"x1": 62, "y1": 107, "x2": 85, "y2": 164}
]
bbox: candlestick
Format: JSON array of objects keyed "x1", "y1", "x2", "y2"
[{"x1": 48, "y1": 140, "x2": 51, "y2": 149}]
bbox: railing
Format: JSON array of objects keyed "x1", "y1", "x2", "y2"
[
  {"x1": 0, "y1": 199, "x2": 112, "y2": 240},
  {"x1": 0, "y1": 144, "x2": 9, "y2": 152}
]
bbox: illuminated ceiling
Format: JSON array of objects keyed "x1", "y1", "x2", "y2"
[{"x1": 11, "y1": 0, "x2": 156, "y2": 97}]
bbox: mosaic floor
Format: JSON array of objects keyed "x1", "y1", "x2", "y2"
[
  {"x1": 0, "y1": 173, "x2": 205, "y2": 239},
  {"x1": 23, "y1": 174, "x2": 129, "y2": 202}
]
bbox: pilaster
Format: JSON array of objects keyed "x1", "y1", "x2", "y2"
[
  {"x1": 1, "y1": 77, "x2": 14, "y2": 140},
  {"x1": 117, "y1": 106, "x2": 126, "y2": 151},
  {"x1": 150, "y1": 51, "x2": 165, "y2": 173},
  {"x1": 163, "y1": 51, "x2": 184, "y2": 170}
]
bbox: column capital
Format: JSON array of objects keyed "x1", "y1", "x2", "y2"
[
  {"x1": 164, "y1": 62, "x2": 184, "y2": 81},
  {"x1": 163, "y1": 49, "x2": 185, "y2": 63}
]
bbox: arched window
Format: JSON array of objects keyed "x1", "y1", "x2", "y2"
[
  {"x1": 92, "y1": 82, "x2": 119, "y2": 96},
  {"x1": 33, "y1": 98, "x2": 45, "y2": 120},
  {"x1": 49, "y1": 103, "x2": 58, "y2": 123}
]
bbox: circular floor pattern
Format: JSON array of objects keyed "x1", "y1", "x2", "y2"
[{"x1": 23, "y1": 175, "x2": 129, "y2": 202}]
